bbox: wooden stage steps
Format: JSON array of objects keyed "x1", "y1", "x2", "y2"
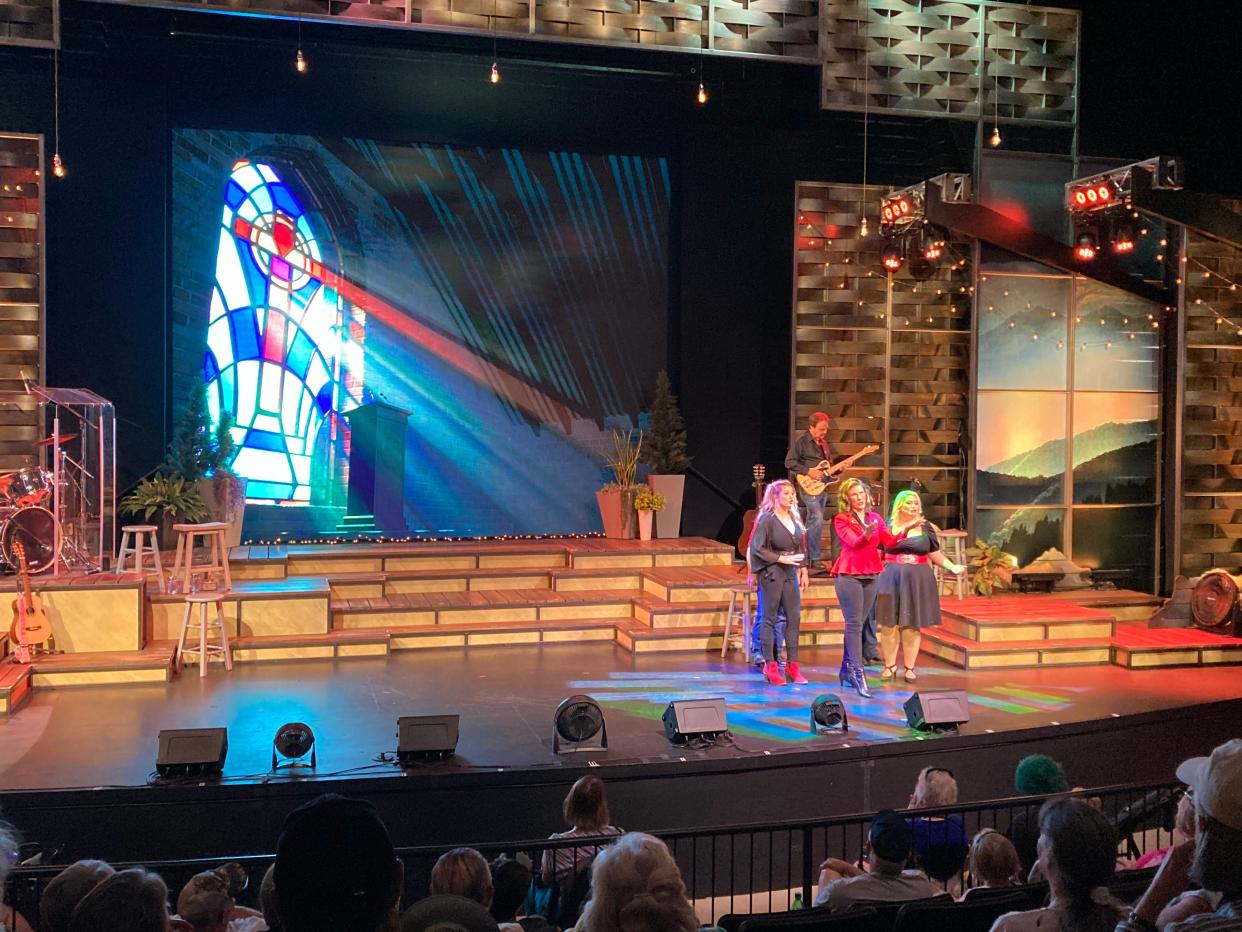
[{"x1": 2, "y1": 537, "x2": 1241, "y2": 708}]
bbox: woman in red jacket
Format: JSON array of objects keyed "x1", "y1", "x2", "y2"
[{"x1": 830, "y1": 478, "x2": 898, "y2": 697}]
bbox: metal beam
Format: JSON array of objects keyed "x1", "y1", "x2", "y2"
[
  {"x1": 1130, "y1": 170, "x2": 1242, "y2": 250},
  {"x1": 923, "y1": 184, "x2": 1172, "y2": 306}
]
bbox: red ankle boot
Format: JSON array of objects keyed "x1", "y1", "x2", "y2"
[
  {"x1": 787, "y1": 661, "x2": 809, "y2": 685},
  {"x1": 764, "y1": 661, "x2": 786, "y2": 686}
]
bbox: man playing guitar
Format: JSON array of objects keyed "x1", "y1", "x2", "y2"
[{"x1": 784, "y1": 412, "x2": 834, "y2": 575}]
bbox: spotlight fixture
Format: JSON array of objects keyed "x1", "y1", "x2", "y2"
[
  {"x1": 696, "y1": 82, "x2": 708, "y2": 106},
  {"x1": 553, "y1": 695, "x2": 608, "y2": 754},
  {"x1": 1110, "y1": 218, "x2": 1137, "y2": 254},
  {"x1": 919, "y1": 225, "x2": 945, "y2": 262},
  {"x1": 271, "y1": 722, "x2": 316, "y2": 771},
  {"x1": 809, "y1": 694, "x2": 849, "y2": 734},
  {"x1": 880, "y1": 239, "x2": 904, "y2": 272},
  {"x1": 1074, "y1": 229, "x2": 1099, "y2": 262},
  {"x1": 295, "y1": 48, "x2": 308, "y2": 74},
  {"x1": 490, "y1": 61, "x2": 501, "y2": 84}
]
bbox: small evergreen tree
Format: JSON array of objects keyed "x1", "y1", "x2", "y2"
[
  {"x1": 642, "y1": 370, "x2": 691, "y2": 474},
  {"x1": 167, "y1": 381, "x2": 234, "y2": 480}
]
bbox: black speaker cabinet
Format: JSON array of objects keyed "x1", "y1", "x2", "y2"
[
  {"x1": 662, "y1": 698, "x2": 728, "y2": 743},
  {"x1": 397, "y1": 714, "x2": 460, "y2": 762},
  {"x1": 903, "y1": 690, "x2": 970, "y2": 731},
  {"x1": 156, "y1": 728, "x2": 228, "y2": 777}
]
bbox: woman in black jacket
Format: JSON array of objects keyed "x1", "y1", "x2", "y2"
[{"x1": 748, "y1": 479, "x2": 810, "y2": 686}]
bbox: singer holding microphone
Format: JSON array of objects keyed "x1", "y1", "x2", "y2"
[
  {"x1": 830, "y1": 478, "x2": 899, "y2": 698},
  {"x1": 747, "y1": 479, "x2": 810, "y2": 686}
]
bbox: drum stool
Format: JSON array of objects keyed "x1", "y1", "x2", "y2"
[
  {"x1": 721, "y1": 583, "x2": 755, "y2": 658},
  {"x1": 171, "y1": 522, "x2": 232, "y2": 594},
  {"x1": 116, "y1": 524, "x2": 166, "y2": 593},
  {"x1": 175, "y1": 592, "x2": 233, "y2": 678}
]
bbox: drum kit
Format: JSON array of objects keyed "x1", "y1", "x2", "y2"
[{"x1": 0, "y1": 434, "x2": 88, "y2": 575}]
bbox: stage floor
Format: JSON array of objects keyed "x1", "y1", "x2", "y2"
[{"x1": 3, "y1": 641, "x2": 1240, "y2": 794}]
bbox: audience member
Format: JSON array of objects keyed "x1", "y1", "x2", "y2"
[
  {"x1": 1006, "y1": 754, "x2": 1071, "y2": 874},
  {"x1": 175, "y1": 870, "x2": 266, "y2": 932},
  {"x1": 68, "y1": 867, "x2": 173, "y2": 932},
  {"x1": 1116, "y1": 738, "x2": 1242, "y2": 932},
  {"x1": 272, "y1": 794, "x2": 402, "y2": 932},
  {"x1": 541, "y1": 777, "x2": 623, "y2": 885},
  {"x1": 489, "y1": 857, "x2": 554, "y2": 932},
  {"x1": 814, "y1": 810, "x2": 940, "y2": 911},
  {"x1": 257, "y1": 867, "x2": 281, "y2": 932},
  {"x1": 907, "y1": 766, "x2": 969, "y2": 892},
  {"x1": 40, "y1": 861, "x2": 116, "y2": 932},
  {"x1": 1129, "y1": 787, "x2": 1197, "y2": 871},
  {"x1": 0, "y1": 819, "x2": 33, "y2": 932},
  {"x1": 962, "y1": 829, "x2": 1022, "y2": 899},
  {"x1": 402, "y1": 895, "x2": 499, "y2": 932},
  {"x1": 430, "y1": 849, "x2": 493, "y2": 906},
  {"x1": 989, "y1": 797, "x2": 1124, "y2": 932},
  {"x1": 573, "y1": 832, "x2": 699, "y2": 932}
]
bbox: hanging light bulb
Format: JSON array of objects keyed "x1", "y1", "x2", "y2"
[
  {"x1": 859, "y1": 215, "x2": 869, "y2": 238},
  {"x1": 989, "y1": 125, "x2": 1002, "y2": 147},
  {"x1": 51, "y1": 153, "x2": 66, "y2": 179},
  {"x1": 696, "y1": 82, "x2": 708, "y2": 106},
  {"x1": 295, "y1": 48, "x2": 308, "y2": 74},
  {"x1": 490, "y1": 61, "x2": 501, "y2": 84}
]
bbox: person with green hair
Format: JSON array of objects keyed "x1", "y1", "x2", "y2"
[{"x1": 875, "y1": 490, "x2": 965, "y2": 682}]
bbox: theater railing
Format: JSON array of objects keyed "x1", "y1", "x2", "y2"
[{"x1": 3, "y1": 781, "x2": 1179, "y2": 928}]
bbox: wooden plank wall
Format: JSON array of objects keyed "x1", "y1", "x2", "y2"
[
  {"x1": 0, "y1": 134, "x2": 43, "y2": 472},
  {"x1": 793, "y1": 181, "x2": 971, "y2": 530},
  {"x1": 0, "y1": 0, "x2": 56, "y2": 46},
  {"x1": 1181, "y1": 223, "x2": 1242, "y2": 575}
]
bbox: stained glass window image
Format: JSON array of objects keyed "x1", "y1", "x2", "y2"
[{"x1": 204, "y1": 159, "x2": 363, "y2": 502}]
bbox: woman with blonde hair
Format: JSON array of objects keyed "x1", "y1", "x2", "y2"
[
  {"x1": 747, "y1": 479, "x2": 810, "y2": 686},
  {"x1": 573, "y1": 833, "x2": 699, "y2": 932},
  {"x1": 876, "y1": 490, "x2": 964, "y2": 682},
  {"x1": 962, "y1": 829, "x2": 1022, "y2": 899}
]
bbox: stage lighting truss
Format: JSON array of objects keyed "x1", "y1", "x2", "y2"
[
  {"x1": 1065, "y1": 156, "x2": 1183, "y2": 216},
  {"x1": 272, "y1": 722, "x2": 316, "y2": 771},
  {"x1": 809, "y1": 694, "x2": 849, "y2": 734},
  {"x1": 879, "y1": 172, "x2": 971, "y2": 238},
  {"x1": 553, "y1": 694, "x2": 608, "y2": 754}
]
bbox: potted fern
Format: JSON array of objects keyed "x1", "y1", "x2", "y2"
[
  {"x1": 642, "y1": 371, "x2": 691, "y2": 538},
  {"x1": 634, "y1": 487, "x2": 666, "y2": 541},
  {"x1": 597, "y1": 429, "x2": 643, "y2": 539},
  {"x1": 120, "y1": 474, "x2": 210, "y2": 549}
]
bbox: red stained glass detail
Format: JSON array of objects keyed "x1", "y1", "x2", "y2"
[
  {"x1": 264, "y1": 310, "x2": 287, "y2": 362},
  {"x1": 273, "y1": 215, "x2": 296, "y2": 256}
]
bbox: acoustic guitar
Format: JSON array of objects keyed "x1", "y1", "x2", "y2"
[
  {"x1": 737, "y1": 464, "x2": 766, "y2": 560},
  {"x1": 9, "y1": 541, "x2": 52, "y2": 660},
  {"x1": 795, "y1": 444, "x2": 880, "y2": 497}
]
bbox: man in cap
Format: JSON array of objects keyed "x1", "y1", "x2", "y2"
[
  {"x1": 1117, "y1": 738, "x2": 1242, "y2": 932},
  {"x1": 812, "y1": 810, "x2": 940, "y2": 911}
]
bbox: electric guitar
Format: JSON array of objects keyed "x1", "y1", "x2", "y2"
[
  {"x1": 795, "y1": 444, "x2": 880, "y2": 497},
  {"x1": 737, "y1": 464, "x2": 766, "y2": 560},
  {"x1": 9, "y1": 541, "x2": 52, "y2": 661}
]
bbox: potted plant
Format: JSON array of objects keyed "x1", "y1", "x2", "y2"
[
  {"x1": 634, "y1": 487, "x2": 666, "y2": 541},
  {"x1": 596, "y1": 429, "x2": 643, "y2": 539},
  {"x1": 168, "y1": 382, "x2": 248, "y2": 547},
  {"x1": 120, "y1": 474, "x2": 211, "y2": 549},
  {"x1": 641, "y1": 371, "x2": 691, "y2": 539},
  {"x1": 965, "y1": 538, "x2": 1018, "y2": 596}
]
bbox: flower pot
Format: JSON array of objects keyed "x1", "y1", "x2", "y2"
[
  {"x1": 197, "y1": 475, "x2": 249, "y2": 548},
  {"x1": 620, "y1": 486, "x2": 638, "y2": 539},
  {"x1": 648, "y1": 474, "x2": 685, "y2": 539},
  {"x1": 596, "y1": 488, "x2": 625, "y2": 539},
  {"x1": 637, "y1": 509, "x2": 654, "y2": 541}
]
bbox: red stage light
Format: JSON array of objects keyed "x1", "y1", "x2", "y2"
[
  {"x1": 923, "y1": 242, "x2": 942, "y2": 260},
  {"x1": 1074, "y1": 231, "x2": 1098, "y2": 261},
  {"x1": 1086, "y1": 188, "x2": 1098, "y2": 203},
  {"x1": 1097, "y1": 185, "x2": 1111, "y2": 201},
  {"x1": 1074, "y1": 191, "x2": 1087, "y2": 205},
  {"x1": 899, "y1": 199, "x2": 909, "y2": 214},
  {"x1": 881, "y1": 240, "x2": 904, "y2": 271},
  {"x1": 883, "y1": 206, "x2": 894, "y2": 221}
]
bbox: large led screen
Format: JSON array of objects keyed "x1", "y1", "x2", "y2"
[{"x1": 171, "y1": 130, "x2": 670, "y2": 536}]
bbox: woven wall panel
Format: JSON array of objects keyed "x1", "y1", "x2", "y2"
[
  {"x1": 821, "y1": 0, "x2": 1077, "y2": 126},
  {"x1": 1181, "y1": 224, "x2": 1242, "y2": 573},
  {"x1": 794, "y1": 180, "x2": 971, "y2": 529},
  {"x1": 0, "y1": 134, "x2": 43, "y2": 471},
  {"x1": 0, "y1": 0, "x2": 56, "y2": 46}
]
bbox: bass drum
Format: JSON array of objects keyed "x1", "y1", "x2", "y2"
[{"x1": 2, "y1": 506, "x2": 60, "y2": 574}]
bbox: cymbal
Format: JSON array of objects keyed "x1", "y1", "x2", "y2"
[{"x1": 34, "y1": 433, "x2": 77, "y2": 447}]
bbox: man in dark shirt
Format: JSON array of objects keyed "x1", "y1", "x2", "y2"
[{"x1": 785, "y1": 411, "x2": 833, "y2": 574}]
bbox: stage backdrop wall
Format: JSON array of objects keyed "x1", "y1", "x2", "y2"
[{"x1": 170, "y1": 129, "x2": 669, "y2": 536}]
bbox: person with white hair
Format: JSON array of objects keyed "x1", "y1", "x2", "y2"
[
  {"x1": 572, "y1": 833, "x2": 699, "y2": 932},
  {"x1": 1116, "y1": 738, "x2": 1242, "y2": 932},
  {"x1": 908, "y1": 766, "x2": 969, "y2": 892}
]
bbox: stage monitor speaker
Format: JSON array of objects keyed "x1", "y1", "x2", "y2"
[
  {"x1": 662, "y1": 698, "x2": 727, "y2": 743},
  {"x1": 397, "y1": 714, "x2": 459, "y2": 762},
  {"x1": 156, "y1": 728, "x2": 228, "y2": 778},
  {"x1": 903, "y1": 690, "x2": 970, "y2": 731}
]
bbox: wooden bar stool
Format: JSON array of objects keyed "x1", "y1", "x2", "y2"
[
  {"x1": 171, "y1": 522, "x2": 232, "y2": 594},
  {"x1": 937, "y1": 529, "x2": 969, "y2": 599},
  {"x1": 116, "y1": 524, "x2": 166, "y2": 593},
  {"x1": 721, "y1": 583, "x2": 755, "y2": 658},
  {"x1": 175, "y1": 592, "x2": 233, "y2": 678}
]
